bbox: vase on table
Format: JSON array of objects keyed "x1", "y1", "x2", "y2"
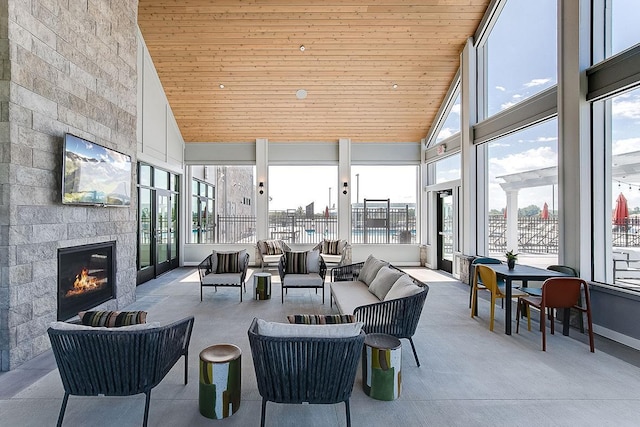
[{"x1": 507, "y1": 259, "x2": 516, "y2": 270}]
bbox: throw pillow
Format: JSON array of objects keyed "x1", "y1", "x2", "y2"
[
  {"x1": 357, "y1": 254, "x2": 389, "y2": 286},
  {"x1": 368, "y1": 266, "x2": 404, "y2": 300},
  {"x1": 287, "y1": 314, "x2": 356, "y2": 324},
  {"x1": 307, "y1": 249, "x2": 321, "y2": 273},
  {"x1": 321, "y1": 239, "x2": 342, "y2": 255},
  {"x1": 78, "y1": 310, "x2": 147, "y2": 327},
  {"x1": 285, "y1": 251, "x2": 308, "y2": 274},
  {"x1": 216, "y1": 251, "x2": 240, "y2": 273},
  {"x1": 256, "y1": 318, "x2": 363, "y2": 338},
  {"x1": 384, "y1": 274, "x2": 424, "y2": 301},
  {"x1": 50, "y1": 321, "x2": 160, "y2": 332},
  {"x1": 266, "y1": 240, "x2": 283, "y2": 255}
]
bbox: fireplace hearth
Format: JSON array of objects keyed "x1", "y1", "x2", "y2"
[{"x1": 58, "y1": 241, "x2": 116, "y2": 321}]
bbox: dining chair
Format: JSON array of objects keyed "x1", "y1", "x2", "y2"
[
  {"x1": 516, "y1": 277, "x2": 594, "y2": 352},
  {"x1": 519, "y1": 265, "x2": 583, "y2": 332},
  {"x1": 470, "y1": 264, "x2": 529, "y2": 332},
  {"x1": 469, "y1": 257, "x2": 505, "y2": 315}
]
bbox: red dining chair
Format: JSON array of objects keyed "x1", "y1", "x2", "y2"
[{"x1": 516, "y1": 277, "x2": 594, "y2": 352}]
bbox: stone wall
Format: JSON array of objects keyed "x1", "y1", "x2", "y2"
[{"x1": 0, "y1": 0, "x2": 139, "y2": 371}]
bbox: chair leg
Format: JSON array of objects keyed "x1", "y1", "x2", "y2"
[
  {"x1": 540, "y1": 305, "x2": 547, "y2": 351},
  {"x1": 526, "y1": 305, "x2": 531, "y2": 331},
  {"x1": 56, "y1": 392, "x2": 69, "y2": 427},
  {"x1": 184, "y1": 353, "x2": 189, "y2": 384},
  {"x1": 143, "y1": 391, "x2": 151, "y2": 427},
  {"x1": 489, "y1": 295, "x2": 496, "y2": 331},
  {"x1": 345, "y1": 399, "x2": 351, "y2": 427},
  {"x1": 516, "y1": 299, "x2": 521, "y2": 333},
  {"x1": 470, "y1": 284, "x2": 477, "y2": 318},
  {"x1": 261, "y1": 398, "x2": 267, "y2": 427},
  {"x1": 586, "y1": 308, "x2": 595, "y2": 353},
  {"x1": 408, "y1": 337, "x2": 420, "y2": 367},
  {"x1": 200, "y1": 285, "x2": 203, "y2": 301}
]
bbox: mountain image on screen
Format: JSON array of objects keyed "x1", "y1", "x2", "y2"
[{"x1": 63, "y1": 134, "x2": 132, "y2": 206}]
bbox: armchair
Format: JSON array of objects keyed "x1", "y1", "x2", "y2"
[
  {"x1": 256, "y1": 239, "x2": 291, "y2": 270},
  {"x1": 312, "y1": 239, "x2": 351, "y2": 267},
  {"x1": 247, "y1": 318, "x2": 365, "y2": 427},
  {"x1": 278, "y1": 250, "x2": 327, "y2": 303},
  {"x1": 198, "y1": 250, "x2": 250, "y2": 301}
]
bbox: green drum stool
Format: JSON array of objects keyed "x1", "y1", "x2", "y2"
[
  {"x1": 253, "y1": 272, "x2": 272, "y2": 300},
  {"x1": 199, "y1": 344, "x2": 241, "y2": 419},
  {"x1": 362, "y1": 333, "x2": 402, "y2": 401}
]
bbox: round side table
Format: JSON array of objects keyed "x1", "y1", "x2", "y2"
[
  {"x1": 199, "y1": 344, "x2": 241, "y2": 419},
  {"x1": 253, "y1": 272, "x2": 272, "y2": 300},
  {"x1": 362, "y1": 333, "x2": 402, "y2": 401}
]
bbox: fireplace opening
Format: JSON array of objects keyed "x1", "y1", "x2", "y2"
[{"x1": 58, "y1": 241, "x2": 116, "y2": 321}]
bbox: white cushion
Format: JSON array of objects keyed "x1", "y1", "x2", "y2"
[
  {"x1": 49, "y1": 321, "x2": 161, "y2": 331},
  {"x1": 320, "y1": 253, "x2": 342, "y2": 265},
  {"x1": 256, "y1": 318, "x2": 363, "y2": 338},
  {"x1": 283, "y1": 273, "x2": 323, "y2": 287},
  {"x1": 307, "y1": 249, "x2": 321, "y2": 273},
  {"x1": 330, "y1": 280, "x2": 380, "y2": 315},
  {"x1": 368, "y1": 266, "x2": 404, "y2": 300},
  {"x1": 262, "y1": 254, "x2": 283, "y2": 265},
  {"x1": 201, "y1": 272, "x2": 242, "y2": 285},
  {"x1": 357, "y1": 255, "x2": 388, "y2": 286},
  {"x1": 384, "y1": 274, "x2": 424, "y2": 301}
]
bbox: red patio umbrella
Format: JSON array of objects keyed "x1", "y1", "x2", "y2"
[
  {"x1": 541, "y1": 202, "x2": 549, "y2": 220},
  {"x1": 613, "y1": 193, "x2": 629, "y2": 226}
]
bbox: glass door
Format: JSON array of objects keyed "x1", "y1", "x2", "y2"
[
  {"x1": 437, "y1": 191, "x2": 454, "y2": 273},
  {"x1": 155, "y1": 190, "x2": 172, "y2": 276}
]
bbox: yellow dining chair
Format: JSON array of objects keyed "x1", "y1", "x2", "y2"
[{"x1": 471, "y1": 264, "x2": 530, "y2": 331}]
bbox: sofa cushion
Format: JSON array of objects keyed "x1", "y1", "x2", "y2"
[
  {"x1": 330, "y1": 280, "x2": 380, "y2": 315},
  {"x1": 320, "y1": 253, "x2": 342, "y2": 265},
  {"x1": 282, "y1": 273, "x2": 323, "y2": 287},
  {"x1": 201, "y1": 272, "x2": 242, "y2": 285},
  {"x1": 368, "y1": 266, "x2": 404, "y2": 300},
  {"x1": 307, "y1": 249, "x2": 321, "y2": 273},
  {"x1": 285, "y1": 251, "x2": 308, "y2": 274},
  {"x1": 256, "y1": 318, "x2": 363, "y2": 338},
  {"x1": 50, "y1": 320, "x2": 160, "y2": 332},
  {"x1": 384, "y1": 274, "x2": 424, "y2": 301},
  {"x1": 78, "y1": 310, "x2": 147, "y2": 327},
  {"x1": 287, "y1": 314, "x2": 356, "y2": 324},
  {"x1": 321, "y1": 239, "x2": 345, "y2": 255},
  {"x1": 357, "y1": 255, "x2": 388, "y2": 286},
  {"x1": 215, "y1": 249, "x2": 246, "y2": 273},
  {"x1": 266, "y1": 240, "x2": 284, "y2": 255}
]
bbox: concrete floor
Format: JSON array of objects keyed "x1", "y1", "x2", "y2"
[{"x1": 1, "y1": 266, "x2": 640, "y2": 427}]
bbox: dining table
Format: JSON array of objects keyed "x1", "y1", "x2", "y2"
[{"x1": 486, "y1": 263, "x2": 571, "y2": 335}]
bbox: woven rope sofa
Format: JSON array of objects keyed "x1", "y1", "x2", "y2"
[
  {"x1": 330, "y1": 255, "x2": 430, "y2": 366},
  {"x1": 248, "y1": 317, "x2": 365, "y2": 427},
  {"x1": 47, "y1": 316, "x2": 195, "y2": 427}
]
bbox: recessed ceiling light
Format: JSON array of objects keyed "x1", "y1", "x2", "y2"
[
  {"x1": 299, "y1": 45, "x2": 306, "y2": 52},
  {"x1": 296, "y1": 89, "x2": 308, "y2": 99},
  {"x1": 219, "y1": 84, "x2": 225, "y2": 89},
  {"x1": 392, "y1": 83, "x2": 398, "y2": 89}
]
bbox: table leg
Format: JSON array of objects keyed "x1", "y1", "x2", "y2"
[{"x1": 505, "y1": 278, "x2": 512, "y2": 335}]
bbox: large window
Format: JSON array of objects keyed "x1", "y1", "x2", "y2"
[
  {"x1": 610, "y1": 0, "x2": 640, "y2": 57},
  {"x1": 485, "y1": 119, "x2": 559, "y2": 266},
  {"x1": 268, "y1": 166, "x2": 337, "y2": 244},
  {"x1": 351, "y1": 166, "x2": 418, "y2": 244},
  {"x1": 434, "y1": 153, "x2": 461, "y2": 184},
  {"x1": 484, "y1": 0, "x2": 557, "y2": 118},
  {"x1": 435, "y1": 93, "x2": 461, "y2": 143}
]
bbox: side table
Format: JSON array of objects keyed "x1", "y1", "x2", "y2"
[
  {"x1": 362, "y1": 333, "x2": 402, "y2": 401},
  {"x1": 253, "y1": 272, "x2": 272, "y2": 300},
  {"x1": 199, "y1": 344, "x2": 241, "y2": 419}
]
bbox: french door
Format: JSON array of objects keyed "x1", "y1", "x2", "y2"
[{"x1": 437, "y1": 190, "x2": 454, "y2": 273}]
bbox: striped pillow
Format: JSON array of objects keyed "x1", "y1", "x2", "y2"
[
  {"x1": 287, "y1": 314, "x2": 356, "y2": 324},
  {"x1": 78, "y1": 311, "x2": 147, "y2": 327},
  {"x1": 216, "y1": 251, "x2": 240, "y2": 273},
  {"x1": 285, "y1": 251, "x2": 308, "y2": 274},
  {"x1": 266, "y1": 240, "x2": 283, "y2": 255},
  {"x1": 321, "y1": 239, "x2": 342, "y2": 255}
]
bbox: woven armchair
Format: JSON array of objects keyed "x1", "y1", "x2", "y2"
[
  {"x1": 247, "y1": 318, "x2": 365, "y2": 427},
  {"x1": 332, "y1": 262, "x2": 430, "y2": 366},
  {"x1": 47, "y1": 316, "x2": 195, "y2": 427},
  {"x1": 198, "y1": 251, "x2": 250, "y2": 301},
  {"x1": 278, "y1": 252, "x2": 328, "y2": 303}
]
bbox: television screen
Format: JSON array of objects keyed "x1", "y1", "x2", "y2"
[{"x1": 62, "y1": 133, "x2": 132, "y2": 206}]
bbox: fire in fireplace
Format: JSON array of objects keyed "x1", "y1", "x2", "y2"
[{"x1": 58, "y1": 241, "x2": 116, "y2": 321}]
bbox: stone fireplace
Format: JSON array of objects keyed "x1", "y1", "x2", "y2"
[{"x1": 57, "y1": 242, "x2": 116, "y2": 321}]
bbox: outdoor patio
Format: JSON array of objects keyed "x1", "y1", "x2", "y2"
[{"x1": 1, "y1": 267, "x2": 639, "y2": 427}]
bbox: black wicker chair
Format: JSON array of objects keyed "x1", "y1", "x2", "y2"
[
  {"x1": 331, "y1": 262, "x2": 430, "y2": 366},
  {"x1": 248, "y1": 318, "x2": 365, "y2": 427},
  {"x1": 47, "y1": 316, "x2": 195, "y2": 427},
  {"x1": 198, "y1": 251, "x2": 250, "y2": 301},
  {"x1": 278, "y1": 252, "x2": 328, "y2": 303}
]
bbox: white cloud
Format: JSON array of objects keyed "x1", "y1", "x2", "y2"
[
  {"x1": 536, "y1": 136, "x2": 557, "y2": 142},
  {"x1": 450, "y1": 104, "x2": 461, "y2": 115},
  {"x1": 524, "y1": 78, "x2": 551, "y2": 88},
  {"x1": 612, "y1": 95, "x2": 640, "y2": 120},
  {"x1": 501, "y1": 101, "x2": 516, "y2": 110},
  {"x1": 488, "y1": 146, "x2": 557, "y2": 180},
  {"x1": 436, "y1": 127, "x2": 455, "y2": 141},
  {"x1": 612, "y1": 137, "x2": 640, "y2": 155},
  {"x1": 496, "y1": 86, "x2": 506, "y2": 92},
  {"x1": 512, "y1": 94, "x2": 522, "y2": 99}
]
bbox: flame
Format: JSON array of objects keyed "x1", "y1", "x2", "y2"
[{"x1": 66, "y1": 268, "x2": 103, "y2": 296}]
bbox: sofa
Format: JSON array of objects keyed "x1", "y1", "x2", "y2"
[
  {"x1": 256, "y1": 239, "x2": 291, "y2": 270},
  {"x1": 47, "y1": 316, "x2": 195, "y2": 427},
  {"x1": 198, "y1": 250, "x2": 250, "y2": 301},
  {"x1": 330, "y1": 255, "x2": 429, "y2": 366},
  {"x1": 248, "y1": 317, "x2": 365, "y2": 427}
]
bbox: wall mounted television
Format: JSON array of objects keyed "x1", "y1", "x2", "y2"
[{"x1": 62, "y1": 133, "x2": 132, "y2": 207}]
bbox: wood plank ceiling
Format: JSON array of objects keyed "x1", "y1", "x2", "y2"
[{"x1": 137, "y1": 0, "x2": 490, "y2": 143}]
